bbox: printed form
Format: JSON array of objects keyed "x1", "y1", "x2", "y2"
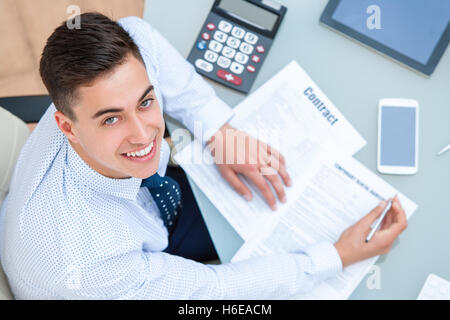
[
  {"x1": 174, "y1": 61, "x2": 366, "y2": 240},
  {"x1": 231, "y1": 151, "x2": 417, "y2": 299}
]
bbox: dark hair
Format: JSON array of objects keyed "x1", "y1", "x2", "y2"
[{"x1": 39, "y1": 12, "x2": 144, "y2": 121}]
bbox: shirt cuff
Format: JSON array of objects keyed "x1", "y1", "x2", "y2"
[
  {"x1": 302, "y1": 241, "x2": 343, "y2": 281},
  {"x1": 190, "y1": 96, "x2": 235, "y2": 145}
]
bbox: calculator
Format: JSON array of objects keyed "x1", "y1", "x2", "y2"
[{"x1": 187, "y1": 0, "x2": 287, "y2": 93}]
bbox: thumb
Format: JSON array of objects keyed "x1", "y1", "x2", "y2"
[{"x1": 360, "y1": 200, "x2": 388, "y2": 229}]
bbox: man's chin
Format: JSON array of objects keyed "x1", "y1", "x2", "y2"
[{"x1": 128, "y1": 163, "x2": 160, "y2": 179}]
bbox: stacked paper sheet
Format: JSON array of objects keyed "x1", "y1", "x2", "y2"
[{"x1": 174, "y1": 61, "x2": 417, "y2": 299}]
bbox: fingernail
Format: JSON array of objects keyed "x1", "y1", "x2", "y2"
[
  {"x1": 271, "y1": 204, "x2": 277, "y2": 211},
  {"x1": 379, "y1": 200, "x2": 387, "y2": 207},
  {"x1": 281, "y1": 195, "x2": 287, "y2": 203},
  {"x1": 287, "y1": 179, "x2": 292, "y2": 187},
  {"x1": 244, "y1": 194, "x2": 252, "y2": 201}
]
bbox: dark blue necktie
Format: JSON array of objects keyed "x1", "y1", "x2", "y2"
[{"x1": 141, "y1": 173, "x2": 182, "y2": 231}]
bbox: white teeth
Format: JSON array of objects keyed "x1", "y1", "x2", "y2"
[{"x1": 125, "y1": 142, "x2": 154, "y2": 158}]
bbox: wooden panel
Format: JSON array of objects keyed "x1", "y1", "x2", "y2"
[{"x1": 0, "y1": 0, "x2": 145, "y2": 97}]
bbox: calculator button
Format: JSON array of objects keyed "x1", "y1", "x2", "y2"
[
  {"x1": 218, "y1": 20, "x2": 232, "y2": 33},
  {"x1": 230, "y1": 62, "x2": 244, "y2": 75},
  {"x1": 217, "y1": 69, "x2": 242, "y2": 85},
  {"x1": 206, "y1": 23, "x2": 216, "y2": 31},
  {"x1": 251, "y1": 55, "x2": 261, "y2": 63},
  {"x1": 202, "y1": 32, "x2": 211, "y2": 41},
  {"x1": 222, "y1": 46, "x2": 236, "y2": 59},
  {"x1": 217, "y1": 56, "x2": 231, "y2": 69},
  {"x1": 196, "y1": 40, "x2": 207, "y2": 51},
  {"x1": 244, "y1": 32, "x2": 258, "y2": 45},
  {"x1": 204, "y1": 50, "x2": 218, "y2": 63},
  {"x1": 247, "y1": 65, "x2": 256, "y2": 73},
  {"x1": 209, "y1": 40, "x2": 223, "y2": 53},
  {"x1": 195, "y1": 59, "x2": 213, "y2": 72},
  {"x1": 240, "y1": 42, "x2": 254, "y2": 55},
  {"x1": 235, "y1": 52, "x2": 249, "y2": 65},
  {"x1": 231, "y1": 26, "x2": 245, "y2": 39},
  {"x1": 226, "y1": 37, "x2": 241, "y2": 49},
  {"x1": 256, "y1": 45, "x2": 265, "y2": 53},
  {"x1": 213, "y1": 31, "x2": 228, "y2": 43}
]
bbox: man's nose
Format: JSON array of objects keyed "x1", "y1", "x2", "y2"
[{"x1": 127, "y1": 115, "x2": 150, "y2": 144}]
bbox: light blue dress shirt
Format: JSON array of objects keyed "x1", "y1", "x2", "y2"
[{"x1": 0, "y1": 17, "x2": 342, "y2": 299}]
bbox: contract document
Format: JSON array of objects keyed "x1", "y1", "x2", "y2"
[
  {"x1": 231, "y1": 151, "x2": 418, "y2": 299},
  {"x1": 174, "y1": 61, "x2": 366, "y2": 240}
]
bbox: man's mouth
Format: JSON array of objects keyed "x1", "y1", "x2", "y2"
[{"x1": 121, "y1": 138, "x2": 157, "y2": 162}]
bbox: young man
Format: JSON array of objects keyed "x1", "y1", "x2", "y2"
[{"x1": 0, "y1": 13, "x2": 407, "y2": 299}]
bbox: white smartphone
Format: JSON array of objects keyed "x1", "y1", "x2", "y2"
[{"x1": 377, "y1": 98, "x2": 419, "y2": 175}]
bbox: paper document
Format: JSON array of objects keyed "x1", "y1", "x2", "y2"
[
  {"x1": 174, "y1": 61, "x2": 366, "y2": 240},
  {"x1": 232, "y1": 151, "x2": 417, "y2": 299}
]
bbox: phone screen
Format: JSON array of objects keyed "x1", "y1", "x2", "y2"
[{"x1": 380, "y1": 106, "x2": 417, "y2": 167}]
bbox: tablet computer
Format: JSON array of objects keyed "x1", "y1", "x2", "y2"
[{"x1": 320, "y1": 0, "x2": 450, "y2": 76}]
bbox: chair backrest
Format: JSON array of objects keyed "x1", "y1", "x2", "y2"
[{"x1": 0, "y1": 106, "x2": 31, "y2": 300}]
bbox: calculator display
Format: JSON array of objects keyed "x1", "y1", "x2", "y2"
[{"x1": 218, "y1": 0, "x2": 278, "y2": 31}]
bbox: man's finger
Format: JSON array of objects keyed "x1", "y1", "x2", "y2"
[
  {"x1": 245, "y1": 169, "x2": 277, "y2": 210},
  {"x1": 387, "y1": 197, "x2": 408, "y2": 232},
  {"x1": 218, "y1": 166, "x2": 252, "y2": 200},
  {"x1": 375, "y1": 197, "x2": 408, "y2": 243},
  {"x1": 261, "y1": 167, "x2": 286, "y2": 204},
  {"x1": 380, "y1": 207, "x2": 394, "y2": 230},
  {"x1": 263, "y1": 154, "x2": 291, "y2": 187},
  {"x1": 360, "y1": 200, "x2": 388, "y2": 229},
  {"x1": 266, "y1": 144, "x2": 286, "y2": 166}
]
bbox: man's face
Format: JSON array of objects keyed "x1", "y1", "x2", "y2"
[{"x1": 56, "y1": 54, "x2": 165, "y2": 179}]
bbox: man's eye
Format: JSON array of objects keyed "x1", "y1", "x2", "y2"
[
  {"x1": 141, "y1": 98, "x2": 154, "y2": 108},
  {"x1": 104, "y1": 117, "x2": 118, "y2": 125}
]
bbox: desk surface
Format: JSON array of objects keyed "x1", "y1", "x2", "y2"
[{"x1": 144, "y1": 0, "x2": 450, "y2": 299}]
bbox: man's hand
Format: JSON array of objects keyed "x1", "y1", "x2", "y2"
[
  {"x1": 207, "y1": 123, "x2": 291, "y2": 210},
  {"x1": 334, "y1": 195, "x2": 408, "y2": 268}
]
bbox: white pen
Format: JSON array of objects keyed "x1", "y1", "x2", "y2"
[
  {"x1": 365, "y1": 199, "x2": 393, "y2": 243},
  {"x1": 437, "y1": 144, "x2": 450, "y2": 156}
]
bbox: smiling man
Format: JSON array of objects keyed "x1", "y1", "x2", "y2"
[{"x1": 0, "y1": 13, "x2": 407, "y2": 299}]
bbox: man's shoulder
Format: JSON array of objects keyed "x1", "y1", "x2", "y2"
[{"x1": 12, "y1": 148, "x2": 69, "y2": 217}]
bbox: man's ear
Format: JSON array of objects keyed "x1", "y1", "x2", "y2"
[{"x1": 54, "y1": 111, "x2": 79, "y2": 144}]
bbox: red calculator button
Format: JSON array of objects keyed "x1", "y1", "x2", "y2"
[
  {"x1": 256, "y1": 45, "x2": 265, "y2": 53},
  {"x1": 202, "y1": 32, "x2": 211, "y2": 40},
  {"x1": 206, "y1": 23, "x2": 216, "y2": 31},
  {"x1": 247, "y1": 65, "x2": 256, "y2": 73},
  {"x1": 217, "y1": 69, "x2": 242, "y2": 86},
  {"x1": 251, "y1": 55, "x2": 260, "y2": 63}
]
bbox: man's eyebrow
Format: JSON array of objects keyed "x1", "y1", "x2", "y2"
[
  {"x1": 91, "y1": 85, "x2": 154, "y2": 120},
  {"x1": 138, "y1": 85, "x2": 154, "y2": 103}
]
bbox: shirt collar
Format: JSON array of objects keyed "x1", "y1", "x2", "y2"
[{"x1": 66, "y1": 141, "x2": 142, "y2": 201}]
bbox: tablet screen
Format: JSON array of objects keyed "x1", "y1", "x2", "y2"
[{"x1": 332, "y1": 0, "x2": 450, "y2": 64}]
